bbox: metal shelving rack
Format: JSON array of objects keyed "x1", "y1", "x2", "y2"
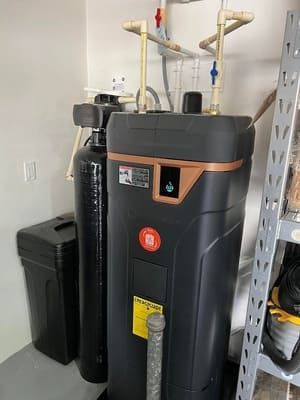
[{"x1": 236, "y1": 10, "x2": 300, "y2": 400}]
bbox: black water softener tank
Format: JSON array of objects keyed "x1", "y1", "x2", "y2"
[
  {"x1": 73, "y1": 95, "x2": 121, "y2": 383},
  {"x1": 105, "y1": 113, "x2": 255, "y2": 400}
]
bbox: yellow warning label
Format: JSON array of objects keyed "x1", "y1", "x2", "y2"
[{"x1": 133, "y1": 296, "x2": 163, "y2": 340}]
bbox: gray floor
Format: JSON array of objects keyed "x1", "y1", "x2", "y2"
[
  {"x1": 2, "y1": 343, "x2": 299, "y2": 400},
  {"x1": 0, "y1": 344, "x2": 106, "y2": 400}
]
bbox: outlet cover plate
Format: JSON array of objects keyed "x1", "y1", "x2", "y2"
[{"x1": 24, "y1": 161, "x2": 37, "y2": 182}]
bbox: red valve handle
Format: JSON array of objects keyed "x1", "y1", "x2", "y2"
[{"x1": 155, "y1": 8, "x2": 162, "y2": 28}]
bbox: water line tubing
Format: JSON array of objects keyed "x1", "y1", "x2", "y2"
[
  {"x1": 199, "y1": 9, "x2": 254, "y2": 114},
  {"x1": 192, "y1": 58, "x2": 201, "y2": 91},
  {"x1": 174, "y1": 58, "x2": 184, "y2": 112},
  {"x1": 66, "y1": 96, "x2": 93, "y2": 181},
  {"x1": 140, "y1": 21, "x2": 148, "y2": 113},
  {"x1": 136, "y1": 86, "x2": 162, "y2": 111},
  {"x1": 123, "y1": 21, "x2": 200, "y2": 59},
  {"x1": 65, "y1": 93, "x2": 138, "y2": 181},
  {"x1": 160, "y1": 0, "x2": 167, "y2": 9},
  {"x1": 210, "y1": 21, "x2": 226, "y2": 114},
  {"x1": 122, "y1": 20, "x2": 148, "y2": 113},
  {"x1": 157, "y1": 1, "x2": 173, "y2": 111},
  {"x1": 162, "y1": 56, "x2": 174, "y2": 111},
  {"x1": 199, "y1": 21, "x2": 250, "y2": 52},
  {"x1": 221, "y1": 0, "x2": 228, "y2": 9},
  {"x1": 66, "y1": 126, "x2": 84, "y2": 181},
  {"x1": 118, "y1": 96, "x2": 136, "y2": 104},
  {"x1": 123, "y1": 19, "x2": 200, "y2": 114}
]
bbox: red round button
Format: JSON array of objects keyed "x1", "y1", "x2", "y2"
[{"x1": 139, "y1": 227, "x2": 161, "y2": 252}]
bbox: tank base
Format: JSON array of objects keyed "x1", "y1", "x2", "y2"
[
  {"x1": 97, "y1": 361, "x2": 238, "y2": 400},
  {"x1": 96, "y1": 369, "x2": 238, "y2": 400},
  {"x1": 97, "y1": 391, "x2": 235, "y2": 400}
]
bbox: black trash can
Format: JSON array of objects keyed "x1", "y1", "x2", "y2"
[{"x1": 17, "y1": 214, "x2": 78, "y2": 365}]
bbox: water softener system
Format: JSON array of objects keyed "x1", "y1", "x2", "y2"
[
  {"x1": 73, "y1": 95, "x2": 121, "y2": 383},
  {"x1": 104, "y1": 112, "x2": 255, "y2": 399}
]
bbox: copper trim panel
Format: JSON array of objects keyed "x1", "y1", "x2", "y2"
[{"x1": 108, "y1": 152, "x2": 243, "y2": 205}]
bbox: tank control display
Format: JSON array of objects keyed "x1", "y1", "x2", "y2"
[{"x1": 160, "y1": 166, "x2": 180, "y2": 198}]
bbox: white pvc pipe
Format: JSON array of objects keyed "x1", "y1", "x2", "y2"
[
  {"x1": 140, "y1": 22, "x2": 148, "y2": 113},
  {"x1": 200, "y1": 20, "x2": 244, "y2": 51},
  {"x1": 192, "y1": 57, "x2": 200, "y2": 91},
  {"x1": 199, "y1": 11, "x2": 254, "y2": 59},
  {"x1": 208, "y1": 9, "x2": 255, "y2": 114},
  {"x1": 178, "y1": 46, "x2": 199, "y2": 59},
  {"x1": 161, "y1": 0, "x2": 167, "y2": 9},
  {"x1": 146, "y1": 31, "x2": 199, "y2": 58},
  {"x1": 65, "y1": 126, "x2": 84, "y2": 181},
  {"x1": 123, "y1": 22, "x2": 200, "y2": 59},
  {"x1": 118, "y1": 96, "x2": 136, "y2": 104},
  {"x1": 205, "y1": 45, "x2": 216, "y2": 56},
  {"x1": 174, "y1": 58, "x2": 184, "y2": 112},
  {"x1": 221, "y1": 0, "x2": 228, "y2": 9},
  {"x1": 218, "y1": 10, "x2": 254, "y2": 25},
  {"x1": 123, "y1": 20, "x2": 149, "y2": 113}
]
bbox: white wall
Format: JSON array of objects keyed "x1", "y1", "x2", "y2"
[
  {"x1": 87, "y1": 0, "x2": 299, "y2": 328},
  {"x1": 0, "y1": 0, "x2": 87, "y2": 363}
]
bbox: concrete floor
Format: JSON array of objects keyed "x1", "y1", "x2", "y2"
[
  {"x1": 1, "y1": 342, "x2": 299, "y2": 400},
  {"x1": 254, "y1": 371, "x2": 300, "y2": 399},
  {"x1": 0, "y1": 345, "x2": 106, "y2": 400}
]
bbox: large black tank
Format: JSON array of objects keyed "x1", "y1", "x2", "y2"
[
  {"x1": 105, "y1": 112, "x2": 255, "y2": 400},
  {"x1": 73, "y1": 95, "x2": 121, "y2": 383},
  {"x1": 74, "y1": 134, "x2": 108, "y2": 383}
]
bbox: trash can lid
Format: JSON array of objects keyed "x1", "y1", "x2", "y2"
[{"x1": 17, "y1": 214, "x2": 77, "y2": 269}]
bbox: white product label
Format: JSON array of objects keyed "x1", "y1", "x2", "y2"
[{"x1": 119, "y1": 166, "x2": 150, "y2": 189}]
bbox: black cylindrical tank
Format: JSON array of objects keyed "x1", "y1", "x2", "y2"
[
  {"x1": 74, "y1": 133, "x2": 107, "y2": 383},
  {"x1": 106, "y1": 112, "x2": 255, "y2": 400}
]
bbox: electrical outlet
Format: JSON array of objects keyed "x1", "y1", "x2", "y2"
[{"x1": 24, "y1": 161, "x2": 37, "y2": 182}]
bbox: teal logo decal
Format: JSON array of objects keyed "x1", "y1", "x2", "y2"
[{"x1": 166, "y1": 182, "x2": 174, "y2": 193}]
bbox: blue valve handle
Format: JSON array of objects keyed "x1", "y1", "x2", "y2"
[{"x1": 210, "y1": 61, "x2": 218, "y2": 86}]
